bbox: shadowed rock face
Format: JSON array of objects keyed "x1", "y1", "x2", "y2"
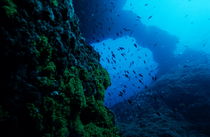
[
  {"x1": 73, "y1": 0, "x2": 179, "y2": 75},
  {"x1": 112, "y1": 59, "x2": 210, "y2": 137},
  {"x1": 0, "y1": 0, "x2": 119, "y2": 137}
]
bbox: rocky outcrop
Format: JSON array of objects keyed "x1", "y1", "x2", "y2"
[
  {"x1": 112, "y1": 61, "x2": 210, "y2": 137},
  {"x1": 0, "y1": 0, "x2": 119, "y2": 137}
]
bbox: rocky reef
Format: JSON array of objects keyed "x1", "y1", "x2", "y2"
[
  {"x1": 112, "y1": 60, "x2": 210, "y2": 137},
  {"x1": 0, "y1": 0, "x2": 119, "y2": 137}
]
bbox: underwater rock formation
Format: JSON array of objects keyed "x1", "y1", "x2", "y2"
[
  {"x1": 73, "y1": 0, "x2": 179, "y2": 75},
  {"x1": 0, "y1": 0, "x2": 119, "y2": 137},
  {"x1": 112, "y1": 60, "x2": 210, "y2": 137}
]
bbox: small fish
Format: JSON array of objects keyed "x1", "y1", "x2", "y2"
[
  {"x1": 121, "y1": 53, "x2": 126, "y2": 56},
  {"x1": 123, "y1": 28, "x2": 131, "y2": 31},
  {"x1": 125, "y1": 70, "x2": 129, "y2": 73},
  {"x1": 111, "y1": 51, "x2": 116, "y2": 58},
  {"x1": 106, "y1": 58, "x2": 110, "y2": 63},
  {"x1": 148, "y1": 16, "x2": 153, "y2": 20},
  {"x1": 152, "y1": 76, "x2": 157, "y2": 81},
  {"x1": 118, "y1": 47, "x2": 125, "y2": 50},
  {"x1": 138, "y1": 79, "x2": 143, "y2": 84},
  {"x1": 118, "y1": 91, "x2": 124, "y2": 96},
  {"x1": 137, "y1": 16, "x2": 141, "y2": 19},
  {"x1": 144, "y1": 60, "x2": 146, "y2": 64},
  {"x1": 134, "y1": 43, "x2": 138, "y2": 48},
  {"x1": 130, "y1": 61, "x2": 134, "y2": 66},
  {"x1": 124, "y1": 74, "x2": 129, "y2": 78},
  {"x1": 127, "y1": 99, "x2": 132, "y2": 104},
  {"x1": 139, "y1": 74, "x2": 143, "y2": 77},
  {"x1": 144, "y1": 3, "x2": 148, "y2": 6}
]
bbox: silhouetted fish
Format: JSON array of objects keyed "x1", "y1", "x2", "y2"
[
  {"x1": 137, "y1": 16, "x2": 141, "y2": 19},
  {"x1": 124, "y1": 74, "x2": 129, "y2": 78},
  {"x1": 152, "y1": 76, "x2": 157, "y2": 81},
  {"x1": 138, "y1": 79, "x2": 143, "y2": 84},
  {"x1": 139, "y1": 74, "x2": 143, "y2": 77},
  {"x1": 123, "y1": 28, "x2": 131, "y2": 31},
  {"x1": 148, "y1": 16, "x2": 153, "y2": 20},
  {"x1": 121, "y1": 53, "x2": 126, "y2": 56},
  {"x1": 119, "y1": 91, "x2": 124, "y2": 96},
  {"x1": 111, "y1": 51, "x2": 116, "y2": 58},
  {"x1": 118, "y1": 47, "x2": 125, "y2": 50},
  {"x1": 127, "y1": 99, "x2": 132, "y2": 104}
]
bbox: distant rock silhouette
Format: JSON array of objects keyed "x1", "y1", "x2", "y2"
[{"x1": 112, "y1": 58, "x2": 210, "y2": 137}]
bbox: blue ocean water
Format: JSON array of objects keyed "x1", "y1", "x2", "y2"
[
  {"x1": 74, "y1": 0, "x2": 210, "y2": 136},
  {"x1": 92, "y1": 36, "x2": 158, "y2": 106},
  {"x1": 82, "y1": 0, "x2": 210, "y2": 107}
]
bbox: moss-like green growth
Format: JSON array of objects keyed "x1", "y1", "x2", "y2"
[
  {"x1": 1, "y1": 0, "x2": 17, "y2": 17},
  {"x1": 91, "y1": 63, "x2": 111, "y2": 90},
  {"x1": 37, "y1": 76, "x2": 56, "y2": 88},
  {"x1": 84, "y1": 96, "x2": 114, "y2": 127},
  {"x1": 72, "y1": 115, "x2": 85, "y2": 136},
  {"x1": 51, "y1": 0, "x2": 58, "y2": 7},
  {"x1": 42, "y1": 97, "x2": 70, "y2": 137},
  {"x1": 26, "y1": 103, "x2": 44, "y2": 131},
  {"x1": 90, "y1": 64, "x2": 111, "y2": 100},
  {"x1": 43, "y1": 61, "x2": 56, "y2": 74},
  {"x1": 84, "y1": 123, "x2": 119, "y2": 137},
  {"x1": 63, "y1": 67, "x2": 78, "y2": 79},
  {"x1": 0, "y1": 0, "x2": 119, "y2": 136},
  {"x1": 67, "y1": 77, "x2": 86, "y2": 109},
  {"x1": 37, "y1": 36, "x2": 53, "y2": 62}
]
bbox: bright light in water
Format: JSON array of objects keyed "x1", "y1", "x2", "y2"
[
  {"x1": 124, "y1": 0, "x2": 210, "y2": 54},
  {"x1": 92, "y1": 36, "x2": 158, "y2": 107}
]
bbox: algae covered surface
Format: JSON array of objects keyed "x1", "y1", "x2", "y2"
[{"x1": 0, "y1": 0, "x2": 119, "y2": 137}]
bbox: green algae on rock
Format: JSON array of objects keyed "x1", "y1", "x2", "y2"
[
  {"x1": 0, "y1": 0, "x2": 119, "y2": 137},
  {"x1": 1, "y1": 0, "x2": 17, "y2": 18}
]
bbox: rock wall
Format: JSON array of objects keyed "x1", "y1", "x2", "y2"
[
  {"x1": 112, "y1": 61, "x2": 210, "y2": 137},
  {"x1": 0, "y1": 0, "x2": 119, "y2": 137}
]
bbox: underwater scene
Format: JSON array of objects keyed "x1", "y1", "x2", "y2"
[{"x1": 0, "y1": 0, "x2": 210, "y2": 137}]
